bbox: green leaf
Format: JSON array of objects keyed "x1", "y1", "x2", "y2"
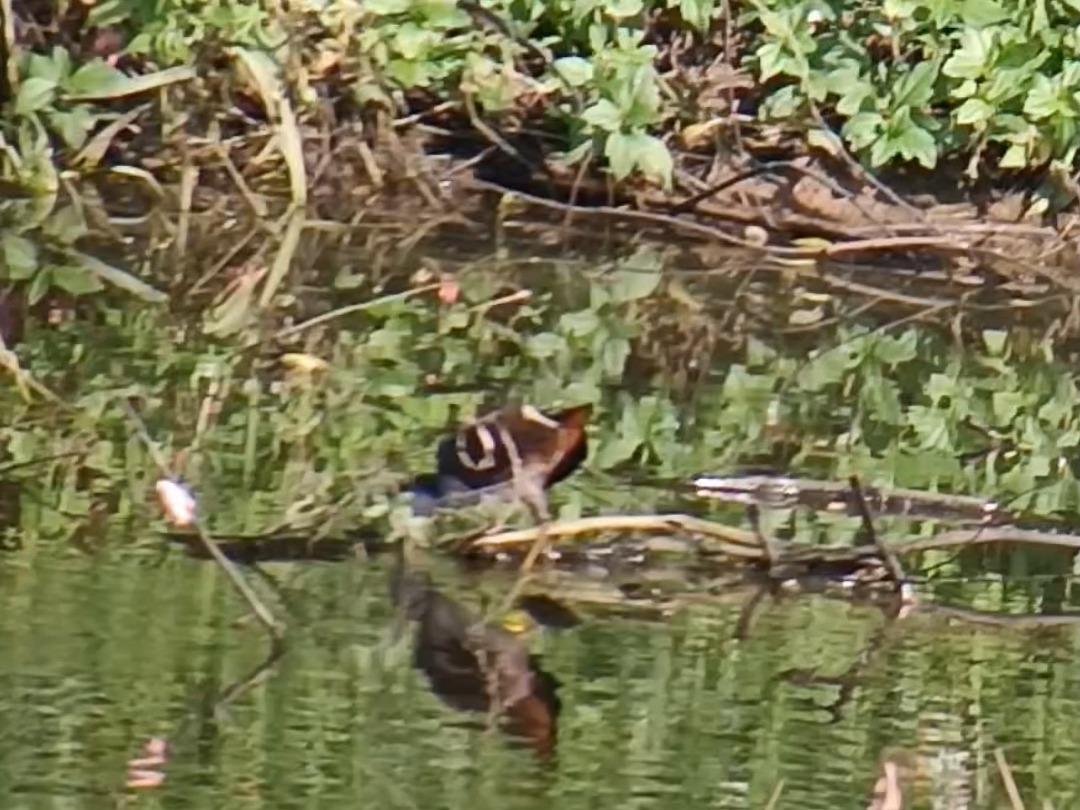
[
  {"x1": 364, "y1": 0, "x2": 411, "y2": 12},
  {"x1": 796, "y1": 349, "x2": 848, "y2": 391},
  {"x1": 873, "y1": 331, "x2": 918, "y2": 365},
  {"x1": 633, "y1": 134, "x2": 673, "y2": 187},
  {"x1": 593, "y1": 434, "x2": 641, "y2": 469},
  {"x1": 28, "y1": 267, "x2": 52, "y2": 305},
  {"x1": 999, "y1": 142, "x2": 1028, "y2": 168},
  {"x1": 842, "y1": 111, "x2": 883, "y2": 150},
  {"x1": 955, "y1": 97, "x2": 994, "y2": 126},
  {"x1": 49, "y1": 264, "x2": 105, "y2": 296},
  {"x1": 15, "y1": 78, "x2": 58, "y2": 115},
  {"x1": 604, "y1": 131, "x2": 671, "y2": 185},
  {"x1": 926, "y1": 373, "x2": 956, "y2": 404},
  {"x1": 992, "y1": 391, "x2": 1025, "y2": 425},
  {"x1": 604, "y1": 0, "x2": 643, "y2": 18},
  {"x1": 892, "y1": 61, "x2": 939, "y2": 110},
  {"x1": 892, "y1": 123, "x2": 938, "y2": 168},
  {"x1": 42, "y1": 205, "x2": 89, "y2": 244},
  {"x1": 552, "y1": 57, "x2": 594, "y2": 87},
  {"x1": 943, "y1": 28, "x2": 995, "y2": 80},
  {"x1": 604, "y1": 131, "x2": 637, "y2": 179},
  {"x1": 679, "y1": 0, "x2": 714, "y2": 31},
  {"x1": 582, "y1": 99, "x2": 623, "y2": 132},
  {"x1": 47, "y1": 106, "x2": 96, "y2": 149},
  {"x1": 393, "y1": 23, "x2": 432, "y2": 60},
  {"x1": 960, "y1": 0, "x2": 1010, "y2": 27},
  {"x1": 1023, "y1": 75, "x2": 1060, "y2": 119},
  {"x1": 609, "y1": 248, "x2": 663, "y2": 302},
  {"x1": 559, "y1": 309, "x2": 601, "y2": 336},
  {"x1": 807, "y1": 129, "x2": 840, "y2": 155},
  {"x1": 602, "y1": 338, "x2": 631, "y2": 377},
  {"x1": 63, "y1": 60, "x2": 126, "y2": 96},
  {"x1": 0, "y1": 233, "x2": 38, "y2": 280},
  {"x1": 836, "y1": 82, "x2": 873, "y2": 117},
  {"x1": 525, "y1": 332, "x2": 566, "y2": 359},
  {"x1": 982, "y1": 329, "x2": 1008, "y2": 355},
  {"x1": 863, "y1": 376, "x2": 903, "y2": 426},
  {"x1": 26, "y1": 48, "x2": 70, "y2": 83},
  {"x1": 64, "y1": 65, "x2": 196, "y2": 101},
  {"x1": 757, "y1": 42, "x2": 785, "y2": 82}
]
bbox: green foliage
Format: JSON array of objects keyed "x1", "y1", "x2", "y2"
[
  {"x1": 7, "y1": 232, "x2": 1080, "y2": 544},
  {"x1": 0, "y1": 44, "x2": 184, "y2": 305},
  {"x1": 87, "y1": 0, "x2": 285, "y2": 64},
  {"x1": 746, "y1": 0, "x2": 1080, "y2": 173},
  {"x1": 10, "y1": 0, "x2": 1080, "y2": 198}
]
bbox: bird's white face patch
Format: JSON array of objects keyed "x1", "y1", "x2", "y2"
[
  {"x1": 520, "y1": 404, "x2": 560, "y2": 429},
  {"x1": 456, "y1": 424, "x2": 498, "y2": 470}
]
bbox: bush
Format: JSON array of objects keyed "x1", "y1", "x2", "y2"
[{"x1": 8, "y1": 0, "x2": 1080, "y2": 196}]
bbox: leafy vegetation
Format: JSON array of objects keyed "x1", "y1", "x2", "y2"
[
  {"x1": 2, "y1": 4, "x2": 1080, "y2": 804},
  {"x1": 5, "y1": 0, "x2": 1080, "y2": 217},
  {"x1": 4, "y1": 235, "x2": 1080, "y2": 557}
]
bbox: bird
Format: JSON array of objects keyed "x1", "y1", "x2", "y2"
[{"x1": 407, "y1": 402, "x2": 592, "y2": 521}]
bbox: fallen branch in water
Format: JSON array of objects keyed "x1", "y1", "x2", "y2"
[
  {"x1": 465, "y1": 509, "x2": 1080, "y2": 563},
  {"x1": 465, "y1": 513, "x2": 762, "y2": 557}
]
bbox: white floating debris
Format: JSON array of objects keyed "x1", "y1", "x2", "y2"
[{"x1": 155, "y1": 479, "x2": 197, "y2": 527}]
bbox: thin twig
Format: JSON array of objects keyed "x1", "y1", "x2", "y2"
[
  {"x1": 848, "y1": 475, "x2": 905, "y2": 586},
  {"x1": 994, "y1": 748, "x2": 1028, "y2": 810},
  {"x1": 494, "y1": 421, "x2": 550, "y2": 613},
  {"x1": 745, "y1": 503, "x2": 778, "y2": 566},
  {"x1": 763, "y1": 779, "x2": 785, "y2": 810},
  {"x1": 807, "y1": 101, "x2": 924, "y2": 221},
  {"x1": 115, "y1": 398, "x2": 283, "y2": 643},
  {"x1": 462, "y1": 91, "x2": 541, "y2": 179},
  {"x1": 266, "y1": 283, "x2": 440, "y2": 343}
]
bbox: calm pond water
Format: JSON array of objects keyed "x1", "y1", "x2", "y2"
[
  {"x1": 0, "y1": 551, "x2": 1077, "y2": 809},
  {"x1": 2, "y1": 227, "x2": 1080, "y2": 809}
]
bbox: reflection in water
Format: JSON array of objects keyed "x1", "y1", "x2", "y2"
[
  {"x1": 0, "y1": 557, "x2": 1077, "y2": 808},
  {"x1": 390, "y1": 562, "x2": 561, "y2": 760}
]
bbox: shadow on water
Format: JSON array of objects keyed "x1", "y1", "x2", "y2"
[{"x1": 4, "y1": 215, "x2": 1080, "y2": 808}]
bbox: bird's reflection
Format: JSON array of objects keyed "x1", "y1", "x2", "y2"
[{"x1": 390, "y1": 563, "x2": 561, "y2": 761}]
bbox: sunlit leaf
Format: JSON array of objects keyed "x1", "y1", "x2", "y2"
[
  {"x1": 608, "y1": 248, "x2": 663, "y2": 303},
  {"x1": 49, "y1": 264, "x2": 105, "y2": 296},
  {"x1": 525, "y1": 332, "x2": 566, "y2": 359},
  {"x1": 559, "y1": 309, "x2": 601, "y2": 336},
  {"x1": 604, "y1": 0, "x2": 643, "y2": 18},
  {"x1": 982, "y1": 330, "x2": 1008, "y2": 355},
  {"x1": 603, "y1": 131, "x2": 636, "y2": 179},
  {"x1": 0, "y1": 233, "x2": 38, "y2": 279},
  {"x1": 582, "y1": 100, "x2": 623, "y2": 132},
  {"x1": 788, "y1": 307, "x2": 824, "y2": 326},
  {"x1": 602, "y1": 338, "x2": 630, "y2": 377},
  {"x1": 552, "y1": 56, "x2": 594, "y2": 87},
  {"x1": 15, "y1": 78, "x2": 57, "y2": 115},
  {"x1": 960, "y1": 0, "x2": 1010, "y2": 27}
]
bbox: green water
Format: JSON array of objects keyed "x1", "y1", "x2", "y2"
[{"x1": 0, "y1": 551, "x2": 1077, "y2": 809}]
